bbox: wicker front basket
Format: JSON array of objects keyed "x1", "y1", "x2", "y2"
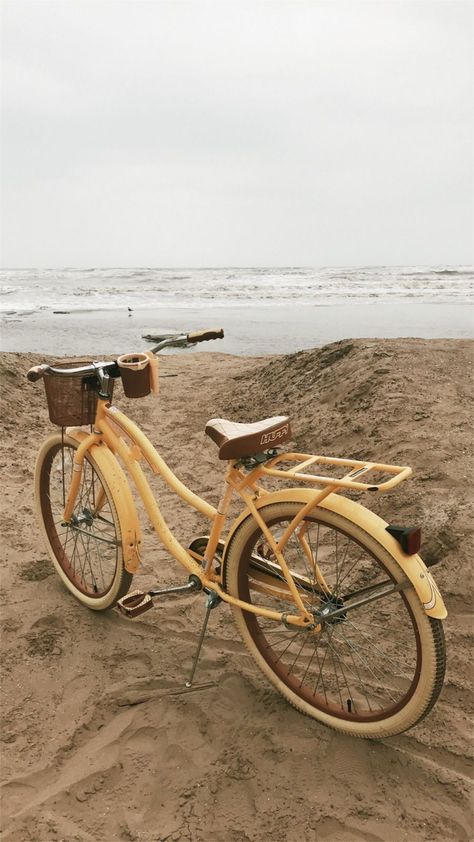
[{"x1": 43, "y1": 360, "x2": 113, "y2": 426}]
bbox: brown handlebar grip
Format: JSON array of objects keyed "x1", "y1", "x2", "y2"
[
  {"x1": 27, "y1": 364, "x2": 50, "y2": 382},
  {"x1": 186, "y1": 328, "x2": 224, "y2": 344}
]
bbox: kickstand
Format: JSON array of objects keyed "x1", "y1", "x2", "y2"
[{"x1": 185, "y1": 591, "x2": 221, "y2": 688}]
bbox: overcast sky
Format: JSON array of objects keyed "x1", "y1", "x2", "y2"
[{"x1": 1, "y1": 1, "x2": 472, "y2": 267}]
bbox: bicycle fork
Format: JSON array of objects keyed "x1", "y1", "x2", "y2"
[{"x1": 62, "y1": 433, "x2": 94, "y2": 522}]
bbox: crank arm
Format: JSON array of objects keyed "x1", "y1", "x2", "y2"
[{"x1": 148, "y1": 576, "x2": 201, "y2": 598}]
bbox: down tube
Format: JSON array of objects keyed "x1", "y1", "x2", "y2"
[
  {"x1": 103, "y1": 405, "x2": 217, "y2": 520},
  {"x1": 128, "y1": 447, "x2": 206, "y2": 576},
  {"x1": 98, "y1": 418, "x2": 208, "y2": 577}
]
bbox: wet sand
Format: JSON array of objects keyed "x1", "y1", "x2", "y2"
[
  {"x1": 1, "y1": 338, "x2": 473, "y2": 841},
  {"x1": 1, "y1": 300, "x2": 473, "y2": 356}
]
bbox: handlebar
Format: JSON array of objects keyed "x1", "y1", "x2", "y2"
[
  {"x1": 27, "y1": 360, "x2": 119, "y2": 383},
  {"x1": 26, "y1": 328, "x2": 225, "y2": 382},
  {"x1": 186, "y1": 328, "x2": 224, "y2": 344},
  {"x1": 27, "y1": 364, "x2": 51, "y2": 382}
]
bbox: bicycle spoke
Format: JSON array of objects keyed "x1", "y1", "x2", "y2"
[
  {"x1": 286, "y1": 635, "x2": 310, "y2": 678},
  {"x1": 326, "y1": 632, "x2": 345, "y2": 711},
  {"x1": 343, "y1": 616, "x2": 413, "y2": 675},
  {"x1": 332, "y1": 546, "x2": 368, "y2": 595},
  {"x1": 325, "y1": 631, "x2": 373, "y2": 712},
  {"x1": 297, "y1": 638, "x2": 319, "y2": 689},
  {"x1": 334, "y1": 626, "x2": 399, "y2": 705},
  {"x1": 272, "y1": 632, "x2": 302, "y2": 664},
  {"x1": 311, "y1": 632, "x2": 331, "y2": 705},
  {"x1": 325, "y1": 633, "x2": 363, "y2": 714}
]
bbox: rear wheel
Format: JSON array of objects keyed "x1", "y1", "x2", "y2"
[
  {"x1": 224, "y1": 501, "x2": 445, "y2": 738},
  {"x1": 35, "y1": 433, "x2": 132, "y2": 609}
]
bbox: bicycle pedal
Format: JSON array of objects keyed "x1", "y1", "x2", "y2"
[{"x1": 117, "y1": 590, "x2": 153, "y2": 618}]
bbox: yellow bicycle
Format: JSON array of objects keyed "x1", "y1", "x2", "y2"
[{"x1": 28, "y1": 328, "x2": 447, "y2": 738}]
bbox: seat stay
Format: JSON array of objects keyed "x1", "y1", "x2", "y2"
[{"x1": 225, "y1": 470, "x2": 313, "y2": 621}]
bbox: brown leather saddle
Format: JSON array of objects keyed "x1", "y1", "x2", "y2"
[{"x1": 205, "y1": 415, "x2": 291, "y2": 460}]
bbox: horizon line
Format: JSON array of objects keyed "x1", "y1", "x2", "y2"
[{"x1": 1, "y1": 263, "x2": 471, "y2": 272}]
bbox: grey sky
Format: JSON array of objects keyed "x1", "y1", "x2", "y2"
[{"x1": 1, "y1": 1, "x2": 472, "y2": 267}]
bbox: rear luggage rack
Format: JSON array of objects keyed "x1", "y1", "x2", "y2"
[{"x1": 257, "y1": 452, "x2": 412, "y2": 493}]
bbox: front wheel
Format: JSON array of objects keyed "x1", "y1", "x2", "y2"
[
  {"x1": 224, "y1": 501, "x2": 446, "y2": 738},
  {"x1": 35, "y1": 433, "x2": 133, "y2": 610}
]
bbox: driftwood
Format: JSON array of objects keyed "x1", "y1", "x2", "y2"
[{"x1": 142, "y1": 333, "x2": 188, "y2": 347}]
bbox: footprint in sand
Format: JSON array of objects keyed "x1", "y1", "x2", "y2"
[
  {"x1": 18, "y1": 558, "x2": 53, "y2": 582},
  {"x1": 107, "y1": 651, "x2": 153, "y2": 681},
  {"x1": 1, "y1": 782, "x2": 38, "y2": 818},
  {"x1": 24, "y1": 614, "x2": 66, "y2": 658}
]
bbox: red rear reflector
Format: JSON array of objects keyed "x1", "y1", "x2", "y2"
[{"x1": 386, "y1": 525, "x2": 421, "y2": 555}]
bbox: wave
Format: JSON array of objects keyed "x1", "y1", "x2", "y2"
[
  {"x1": 432, "y1": 269, "x2": 473, "y2": 276},
  {"x1": 1, "y1": 267, "x2": 472, "y2": 317}
]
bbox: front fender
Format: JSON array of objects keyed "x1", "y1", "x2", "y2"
[
  {"x1": 68, "y1": 429, "x2": 142, "y2": 574},
  {"x1": 223, "y1": 488, "x2": 447, "y2": 620}
]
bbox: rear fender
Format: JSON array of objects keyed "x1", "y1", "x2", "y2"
[
  {"x1": 223, "y1": 488, "x2": 447, "y2": 620},
  {"x1": 68, "y1": 429, "x2": 142, "y2": 574}
]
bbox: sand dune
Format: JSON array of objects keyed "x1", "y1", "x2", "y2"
[{"x1": 1, "y1": 339, "x2": 472, "y2": 841}]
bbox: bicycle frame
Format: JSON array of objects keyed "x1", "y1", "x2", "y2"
[
  {"x1": 62, "y1": 398, "x2": 314, "y2": 628},
  {"x1": 63, "y1": 396, "x2": 447, "y2": 625}
]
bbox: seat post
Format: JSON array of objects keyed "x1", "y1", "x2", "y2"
[{"x1": 202, "y1": 462, "x2": 236, "y2": 575}]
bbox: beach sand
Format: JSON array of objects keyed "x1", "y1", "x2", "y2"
[{"x1": 1, "y1": 338, "x2": 473, "y2": 841}]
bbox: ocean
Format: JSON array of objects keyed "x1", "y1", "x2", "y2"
[{"x1": 1, "y1": 266, "x2": 473, "y2": 356}]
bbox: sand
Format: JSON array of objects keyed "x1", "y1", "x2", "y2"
[{"x1": 0, "y1": 338, "x2": 473, "y2": 841}]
